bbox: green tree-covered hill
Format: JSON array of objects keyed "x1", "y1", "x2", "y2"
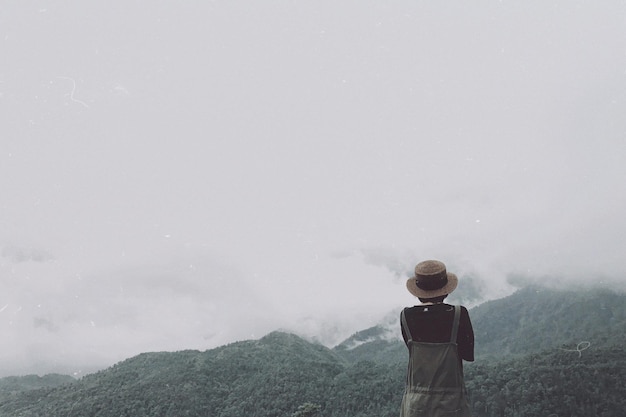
[
  {"x1": 334, "y1": 285, "x2": 626, "y2": 364},
  {"x1": 0, "y1": 286, "x2": 624, "y2": 416},
  {"x1": 470, "y1": 286, "x2": 626, "y2": 357},
  {"x1": 465, "y1": 346, "x2": 626, "y2": 417},
  {"x1": 0, "y1": 374, "x2": 74, "y2": 402}
]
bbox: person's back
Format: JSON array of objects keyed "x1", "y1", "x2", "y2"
[
  {"x1": 401, "y1": 303, "x2": 474, "y2": 364},
  {"x1": 400, "y1": 260, "x2": 474, "y2": 417}
]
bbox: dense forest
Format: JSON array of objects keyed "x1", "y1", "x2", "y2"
[{"x1": 0, "y1": 286, "x2": 624, "y2": 416}]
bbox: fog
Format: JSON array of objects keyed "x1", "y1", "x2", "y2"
[{"x1": 1, "y1": 1, "x2": 625, "y2": 377}]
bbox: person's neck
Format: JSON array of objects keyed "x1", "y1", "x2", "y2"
[{"x1": 421, "y1": 301, "x2": 444, "y2": 306}]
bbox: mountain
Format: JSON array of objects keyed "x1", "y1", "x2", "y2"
[
  {"x1": 333, "y1": 325, "x2": 405, "y2": 365},
  {"x1": 465, "y1": 344, "x2": 626, "y2": 416},
  {"x1": 0, "y1": 331, "x2": 403, "y2": 417},
  {"x1": 335, "y1": 285, "x2": 626, "y2": 363},
  {"x1": 332, "y1": 309, "x2": 405, "y2": 365},
  {"x1": 0, "y1": 374, "x2": 74, "y2": 402},
  {"x1": 0, "y1": 285, "x2": 624, "y2": 417},
  {"x1": 470, "y1": 285, "x2": 626, "y2": 357}
]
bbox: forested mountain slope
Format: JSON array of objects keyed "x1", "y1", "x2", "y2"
[
  {"x1": 470, "y1": 286, "x2": 626, "y2": 357},
  {"x1": 334, "y1": 285, "x2": 626, "y2": 364},
  {"x1": 0, "y1": 332, "x2": 403, "y2": 417},
  {"x1": 0, "y1": 286, "x2": 623, "y2": 416},
  {"x1": 465, "y1": 345, "x2": 626, "y2": 416},
  {"x1": 0, "y1": 374, "x2": 74, "y2": 402}
]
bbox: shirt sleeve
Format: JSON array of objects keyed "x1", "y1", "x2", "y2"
[
  {"x1": 458, "y1": 307, "x2": 475, "y2": 361},
  {"x1": 400, "y1": 310, "x2": 409, "y2": 346}
]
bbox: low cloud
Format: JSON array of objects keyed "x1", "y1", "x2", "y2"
[
  {"x1": 2, "y1": 244, "x2": 54, "y2": 264},
  {"x1": 1, "y1": 0, "x2": 625, "y2": 377}
]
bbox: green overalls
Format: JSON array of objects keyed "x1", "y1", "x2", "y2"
[{"x1": 400, "y1": 305, "x2": 472, "y2": 417}]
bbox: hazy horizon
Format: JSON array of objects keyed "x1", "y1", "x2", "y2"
[{"x1": 2, "y1": 1, "x2": 626, "y2": 377}]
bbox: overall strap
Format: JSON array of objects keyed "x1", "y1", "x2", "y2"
[
  {"x1": 400, "y1": 308, "x2": 413, "y2": 343},
  {"x1": 450, "y1": 305, "x2": 461, "y2": 343}
]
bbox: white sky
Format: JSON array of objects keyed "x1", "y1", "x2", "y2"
[{"x1": 1, "y1": 1, "x2": 626, "y2": 377}]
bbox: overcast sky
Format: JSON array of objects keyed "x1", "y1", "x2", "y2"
[{"x1": 1, "y1": 1, "x2": 625, "y2": 377}]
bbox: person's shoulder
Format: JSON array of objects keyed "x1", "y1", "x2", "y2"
[
  {"x1": 401, "y1": 305, "x2": 419, "y2": 315},
  {"x1": 401, "y1": 305, "x2": 423, "y2": 319},
  {"x1": 445, "y1": 304, "x2": 471, "y2": 317},
  {"x1": 456, "y1": 305, "x2": 473, "y2": 321}
]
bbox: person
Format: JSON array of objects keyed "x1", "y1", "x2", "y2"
[{"x1": 399, "y1": 260, "x2": 474, "y2": 417}]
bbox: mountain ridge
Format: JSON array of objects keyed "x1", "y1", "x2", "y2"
[{"x1": 1, "y1": 285, "x2": 624, "y2": 416}]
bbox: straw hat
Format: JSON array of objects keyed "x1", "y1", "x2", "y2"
[{"x1": 406, "y1": 260, "x2": 458, "y2": 298}]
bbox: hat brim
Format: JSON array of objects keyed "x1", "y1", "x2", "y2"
[{"x1": 406, "y1": 273, "x2": 458, "y2": 298}]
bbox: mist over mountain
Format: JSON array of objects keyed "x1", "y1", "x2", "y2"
[
  {"x1": 1, "y1": 285, "x2": 624, "y2": 417},
  {"x1": 0, "y1": 249, "x2": 513, "y2": 378}
]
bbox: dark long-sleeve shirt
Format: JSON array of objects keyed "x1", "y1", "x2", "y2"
[{"x1": 401, "y1": 303, "x2": 474, "y2": 362}]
